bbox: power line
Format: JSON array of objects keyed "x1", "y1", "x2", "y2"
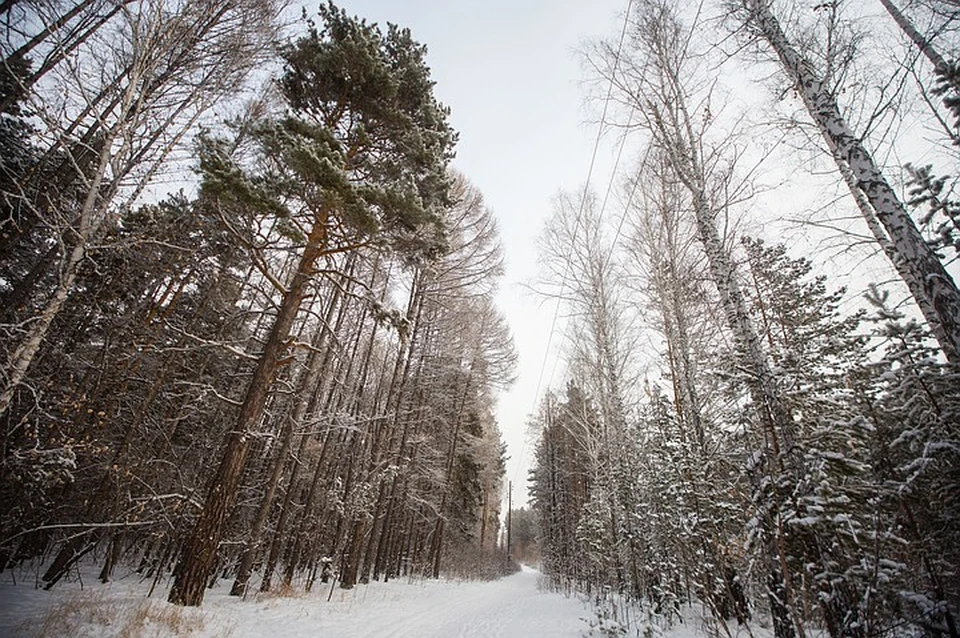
[
  {"x1": 544, "y1": 105, "x2": 638, "y2": 391},
  {"x1": 511, "y1": 0, "x2": 635, "y2": 493},
  {"x1": 602, "y1": 135, "x2": 645, "y2": 277}
]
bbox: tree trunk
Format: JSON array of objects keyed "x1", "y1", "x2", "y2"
[
  {"x1": 878, "y1": 0, "x2": 949, "y2": 71},
  {"x1": 168, "y1": 214, "x2": 328, "y2": 607},
  {"x1": 0, "y1": 215, "x2": 92, "y2": 418},
  {"x1": 339, "y1": 519, "x2": 366, "y2": 589},
  {"x1": 745, "y1": 0, "x2": 960, "y2": 362},
  {"x1": 259, "y1": 289, "x2": 348, "y2": 592},
  {"x1": 641, "y1": 17, "x2": 801, "y2": 628},
  {"x1": 0, "y1": 1, "x2": 132, "y2": 113},
  {"x1": 229, "y1": 285, "x2": 341, "y2": 597},
  {"x1": 3, "y1": 1, "x2": 97, "y2": 67}
]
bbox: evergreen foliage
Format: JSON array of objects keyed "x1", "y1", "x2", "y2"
[{"x1": 3, "y1": 1, "x2": 960, "y2": 633}]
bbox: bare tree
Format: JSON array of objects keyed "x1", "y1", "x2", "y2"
[
  {"x1": 593, "y1": 2, "x2": 804, "y2": 634},
  {"x1": 728, "y1": 0, "x2": 960, "y2": 362},
  {"x1": 0, "y1": 0, "x2": 283, "y2": 418}
]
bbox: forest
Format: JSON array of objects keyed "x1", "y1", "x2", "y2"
[
  {"x1": 526, "y1": 1, "x2": 960, "y2": 637},
  {"x1": 1, "y1": 0, "x2": 959, "y2": 637},
  {"x1": 0, "y1": 0, "x2": 516, "y2": 609}
]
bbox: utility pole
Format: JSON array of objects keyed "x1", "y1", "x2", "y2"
[{"x1": 506, "y1": 480, "x2": 512, "y2": 561}]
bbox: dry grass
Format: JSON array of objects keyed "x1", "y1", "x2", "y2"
[
  {"x1": 255, "y1": 580, "x2": 305, "y2": 602},
  {"x1": 29, "y1": 590, "x2": 211, "y2": 637},
  {"x1": 31, "y1": 590, "x2": 112, "y2": 637},
  {"x1": 117, "y1": 601, "x2": 204, "y2": 638}
]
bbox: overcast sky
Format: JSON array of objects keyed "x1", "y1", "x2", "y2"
[{"x1": 330, "y1": 0, "x2": 629, "y2": 506}]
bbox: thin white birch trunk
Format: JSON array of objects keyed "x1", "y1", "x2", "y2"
[
  {"x1": 829, "y1": 144, "x2": 957, "y2": 354},
  {"x1": 743, "y1": 0, "x2": 960, "y2": 362},
  {"x1": 878, "y1": 0, "x2": 948, "y2": 70},
  {"x1": 0, "y1": 0, "x2": 280, "y2": 417},
  {"x1": 0, "y1": 72, "x2": 133, "y2": 418}
]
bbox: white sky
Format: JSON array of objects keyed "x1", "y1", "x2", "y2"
[{"x1": 331, "y1": 0, "x2": 630, "y2": 507}]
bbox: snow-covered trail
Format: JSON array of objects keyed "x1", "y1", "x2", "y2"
[
  {"x1": 311, "y1": 566, "x2": 588, "y2": 638},
  {"x1": 0, "y1": 565, "x2": 595, "y2": 637}
]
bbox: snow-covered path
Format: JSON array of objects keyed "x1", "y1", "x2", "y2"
[
  {"x1": 0, "y1": 565, "x2": 596, "y2": 637},
  {"x1": 310, "y1": 566, "x2": 588, "y2": 638}
]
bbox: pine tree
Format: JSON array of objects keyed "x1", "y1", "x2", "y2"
[
  {"x1": 861, "y1": 293, "x2": 960, "y2": 636},
  {"x1": 741, "y1": 237, "x2": 880, "y2": 636},
  {"x1": 168, "y1": 2, "x2": 456, "y2": 606}
]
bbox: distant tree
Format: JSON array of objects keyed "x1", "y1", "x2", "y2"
[
  {"x1": 530, "y1": 384, "x2": 601, "y2": 588},
  {"x1": 508, "y1": 507, "x2": 539, "y2": 564}
]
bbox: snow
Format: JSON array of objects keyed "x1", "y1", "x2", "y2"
[
  {"x1": 0, "y1": 565, "x2": 762, "y2": 637},
  {"x1": 0, "y1": 565, "x2": 588, "y2": 637}
]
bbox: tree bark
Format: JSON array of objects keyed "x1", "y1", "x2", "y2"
[
  {"x1": 879, "y1": 0, "x2": 949, "y2": 71},
  {"x1": 744, "y1": 0, "x2": 960, "y2": 362},
  {"x1": 0, "y1": 117, "x2": 114, "y2": 419},
  {"x1": 259, "y1": 281, "x2": 350, "y2": 592},
  {"x1": 229, "y1": 282, "x2": 342, "y2": 597},
  {"x1": 168, "y1": 213, "x2": 328, "y2": 607}
]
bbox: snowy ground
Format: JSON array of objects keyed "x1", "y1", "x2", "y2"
[{"x1": 0, "y1": 564, "x2": 765, "y2": 637}]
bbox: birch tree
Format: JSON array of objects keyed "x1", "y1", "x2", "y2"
[
  {"x1": 0, "y1": 0, "x2": 283, "y2": 418},
  {"x1": 594, "y1": 2, "x2": 808, "y2": 633},
  {"x1": 728, "y1": 0, "x2": 960, "y2": 363},
  {"x1": 623, "y1": 152, "x2": 754, "y2": 623}
]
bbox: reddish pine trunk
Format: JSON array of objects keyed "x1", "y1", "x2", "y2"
[{"x1": 168, "y1": 216, "x2": 327, "y2": 607}]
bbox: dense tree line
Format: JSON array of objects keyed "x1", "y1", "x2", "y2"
[
  {"x1": 0, "y1": 1, "x2": 516, "y2": 607},
  {"x1": 530, "y1": 1, "x2": 959, "y2": 636}
]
